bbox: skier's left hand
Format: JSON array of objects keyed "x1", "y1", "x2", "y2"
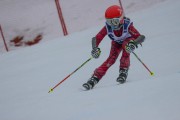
[{"x1": 125, "y1": 40, "x2": 137, "y2": 53}]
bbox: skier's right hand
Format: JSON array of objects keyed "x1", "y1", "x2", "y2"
[{"x1": 91, "y1": 47, "x2": 101, "y2": 59}]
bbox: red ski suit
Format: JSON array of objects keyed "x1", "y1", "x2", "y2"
[{"x1": 93, "y1": 19, "x2": 141, "y2": 80}]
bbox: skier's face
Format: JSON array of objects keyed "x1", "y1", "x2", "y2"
[{"x1": 106, "y1": 16, "x2": 123, "y2": 29}]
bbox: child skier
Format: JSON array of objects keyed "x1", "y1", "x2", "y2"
[{"x1": 83, "y1": 5, "x2": 145, "y2": 90}]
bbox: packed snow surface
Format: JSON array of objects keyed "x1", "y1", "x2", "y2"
[{"x1": 0, "y1": 0, "x2": 180, "y2": 120}]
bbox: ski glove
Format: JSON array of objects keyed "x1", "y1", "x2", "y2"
[
  {"x1": 91, "y1": 47, "x2": 101, "y2": 59},
  {"x1": 125, "y1": 40, "x2": 138, "y2": 53}
]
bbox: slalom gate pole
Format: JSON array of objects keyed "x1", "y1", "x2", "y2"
[
  {"x1": 48, "y1": 57, "x2": 93, "y2": 93},
  {"x1": 132, "y1": 52, "x2": 154, "y2": 76},
  {"x1": 0, "y1": 24, "x2": 9, "y2": 52}
]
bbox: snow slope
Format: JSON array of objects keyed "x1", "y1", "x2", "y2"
[
  {"x1": 0, "y1": 0, "x2": 180, "y2": 120},
  {"x1": 0, "y1": 0, "x2": 167, "y2": 52}
]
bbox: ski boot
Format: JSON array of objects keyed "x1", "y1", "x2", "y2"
[
  {"x1": 117, "y1": 68, "x2": 128, "y2": 84},
  {"x1": 83, "y1": 76, "x2": 99, "y2": 90}
]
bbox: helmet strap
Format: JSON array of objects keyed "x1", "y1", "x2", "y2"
[{"x1": 112, "y1": 23, "x2": 123, "y2": 30}]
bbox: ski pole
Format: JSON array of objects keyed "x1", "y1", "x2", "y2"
[
  {"x1": 48, "y1": 57, "x2": 93, "y2": 93},
  {"x1": 132, "y1": 52, "x2": 154, "y2": 76}
]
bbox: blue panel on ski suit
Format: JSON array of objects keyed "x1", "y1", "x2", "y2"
[{"x1": 106, "y1": 18, "x2": 132, "y2": 44}]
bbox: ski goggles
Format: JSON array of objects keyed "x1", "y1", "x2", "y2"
[{"x1": 106, "y1": 17, "x2": 123, "y2": 26}]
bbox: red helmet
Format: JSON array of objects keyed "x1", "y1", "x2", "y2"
[{"x1": 105, "y1": 5, "x2": 123, "y2": 19}]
